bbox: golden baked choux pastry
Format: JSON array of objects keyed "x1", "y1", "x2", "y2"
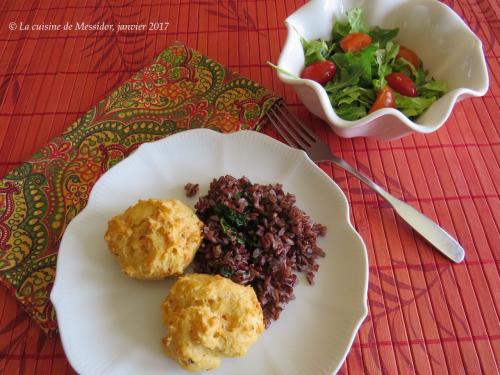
[
  {"x1": 104, "y1": 199, "x2": 203, "y2": 279},
  {"x1": 161, "y1": 274, "x2": 264, "y2": 371}
]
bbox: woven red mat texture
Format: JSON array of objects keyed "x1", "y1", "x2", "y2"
[{"x1": 0, "y1": 1, "x2": 498, "y2": 374}]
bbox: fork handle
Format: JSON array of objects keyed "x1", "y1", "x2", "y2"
[{"x1": 329, "y1": 157, "x2": 465, "y2": 263}]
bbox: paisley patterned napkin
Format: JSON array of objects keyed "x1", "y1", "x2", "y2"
[{"x1": 0, "y1": 42, "x2": 279, "y2": 334}]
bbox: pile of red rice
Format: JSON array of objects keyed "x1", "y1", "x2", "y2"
[{"x1": 193, "y1": 175, "x2": 327, "y2": 327}]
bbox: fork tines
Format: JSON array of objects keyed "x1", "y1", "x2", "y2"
[{"x1": 267, "y1": 102, "x2": 318, "y2": 150}]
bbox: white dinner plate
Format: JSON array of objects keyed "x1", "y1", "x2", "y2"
[{"x1": 51, "y1": 129, "x2": 368, "y2": 375}]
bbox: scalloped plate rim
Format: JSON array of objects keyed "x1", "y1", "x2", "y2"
[{"x1": 51, "y1": 129, "x2": 369, "y2": 375}]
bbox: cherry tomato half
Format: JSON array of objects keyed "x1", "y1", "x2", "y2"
[
  {"x1": 386, "y1": 72, "x2": 417, "y2": 97},
  {"x1": 300, "y1": 60, "x2": 336, "y2": 85},
  {"x1": 369, "y1": 86, "x2": 395, "y2": 114},
  {"x1": 340, "y1": 33, "x2": 373, "y2": 53},
  {"x1": 397, "y1": 46, "x2": 421, "y2": 69}
]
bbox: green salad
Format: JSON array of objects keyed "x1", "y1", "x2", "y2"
[{"x1": 298, "y1": 8, "x2": 447, "y2": 121}]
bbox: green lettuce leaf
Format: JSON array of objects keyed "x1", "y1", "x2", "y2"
[
  {"x1": 373, "y1": 50, "x2": 389, "y2": 90},
  {"x1": 331, "y1": 43, "x2": 378, "y2": 86},
  {"x1": 395, "y1": 94, "x2": 437, "y2": 117},
  {"x1": 332, "y1": 20, "x2": 351, "y2": 41},
  {"x1": 325, "y1": 40, "x2": 337, "y2": 56},
  {"x1": 331, "y1": 7, "x2": 368, "y2": 41},
  {"x1": 326, "y1": 39, "x2": 379, "y2": 120},
  {"x1": 325, "y1": 69, "x2": 362, "y2": 93},
  {"x1": 392, "y1": 57, "x2": 432, "y2": 93},
  {"x1": 392, "y1": 56, "x2": 420, "y2": 78},
  {"x1": 369, "y1": 26, "x2": 399, "y2": 47},
  {"x1": 347, "y1": 7, "x2": 369, "y2": 33},
  {"x1": 418, "y1": 80, "x2": 448, "y2": 98},
  {"x1": 300, "y1": 37, "x2": 328, "y2": 65},
  {"x1": 373, "y1": 41, "x2": 400, "y2": 90},
  {"x1": 329, "y1": 86, "x2": 375, "y2": 107},
  {"x1": 385, "y1": 41, "x2": 400, "y2": 63},
  {"x1": 335, "y1": 105, "x2": 368, "y2": 120}
]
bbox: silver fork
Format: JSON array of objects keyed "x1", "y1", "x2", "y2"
[{"x1": 267, "y1": 102, "x2": 465, "y2": 263}]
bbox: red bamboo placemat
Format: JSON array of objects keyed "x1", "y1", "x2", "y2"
[{"x1": 0, "y1": 0, "x2": 498, "y2": 374}]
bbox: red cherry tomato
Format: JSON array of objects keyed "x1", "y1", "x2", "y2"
[
  {"x1": 340, "y1": 33, "x2": 373, "y2": 53},
  {"x1": 369, "y1": 86, "x2": 395, "y2": 114},
  {"x1": 386, "y1": 72, "x2": 417, "y2": 97},
  {"x1": 397, "y1": 46, "x2": 421, "y2": 69},
  {"x1": 300, "y1": 60, "x2": 336, "y2": 85}
]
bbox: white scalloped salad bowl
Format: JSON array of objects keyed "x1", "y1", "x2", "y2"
[{"x1": 276, "y1": 0, "x2": 489, "y2": 140}]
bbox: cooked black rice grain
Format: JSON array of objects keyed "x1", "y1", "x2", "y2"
[
  {"x1": 184, "y1": 182, "x2": 199, "y2": 198},
  {"x1": 193, "y1": 175, "x2": 327, "y2": 327}
]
